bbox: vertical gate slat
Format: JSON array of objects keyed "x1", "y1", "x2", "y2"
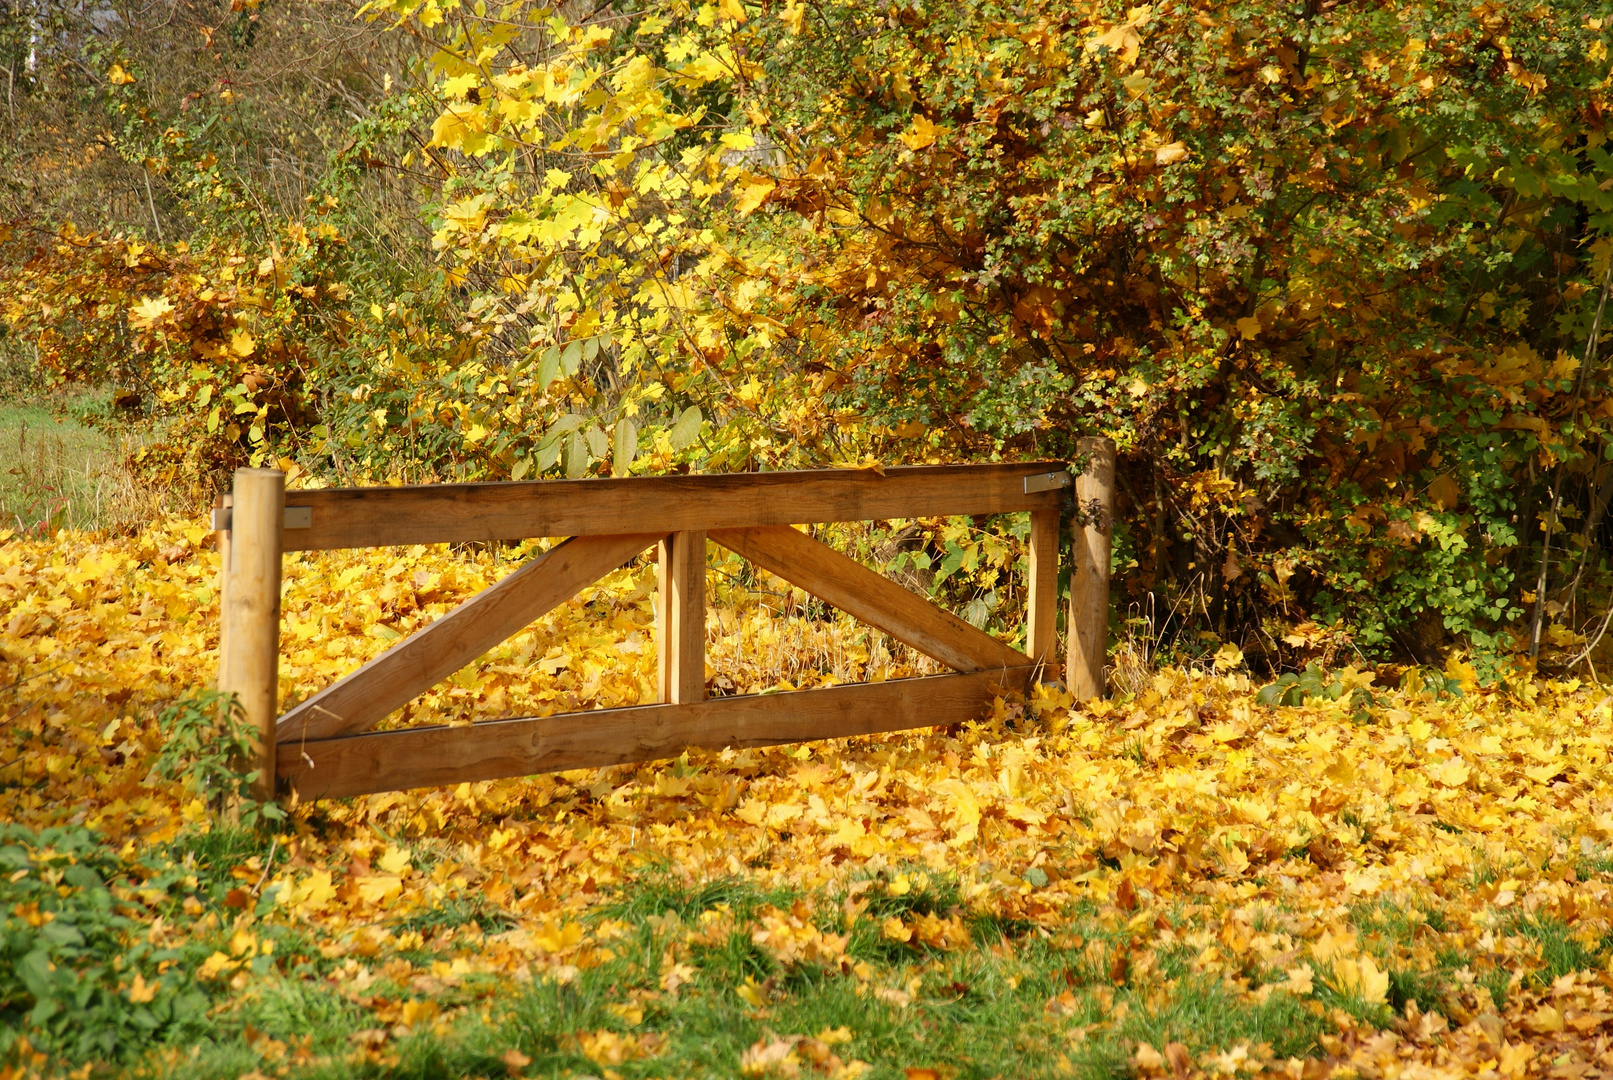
[
  {"x1": 1026, "y1": 507, "x2": 1061, "y2": 672},
  {"x1": 659, "y1": 531, "x2": 707, "y2": 704}
]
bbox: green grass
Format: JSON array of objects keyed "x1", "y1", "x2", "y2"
[
  {"x1": 151, "y1": 936, "x2": 1323, "y2": 1080},
  {"x1": 1345, "y1": 898, "x2": 1463, "y2": 1016},
  {"x1": 119, "y1": 875, "x2": 1334, "y2": 1080},
  {"x1": 0, "y1": 390, "x2": 152, "y2": 534},
  {"x1": 2, "y1": 833, "x2": 1479, "y2": 1079},
  {"x1": 1508, "y1": 914, "x2": 1606, "y2": 986}
]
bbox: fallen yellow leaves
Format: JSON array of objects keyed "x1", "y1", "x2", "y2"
[
  {"x1": 8, "y1": 519, "x2": 1613, "y2": 1076},
  {"x1": 741, "y1": 1027, "x2": 866, "y2": 1078},
  {"x1": 753, "y1": 901, "x2": 851, "y2": 968}
]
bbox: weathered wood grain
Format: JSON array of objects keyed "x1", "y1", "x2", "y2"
[
  {"x1": 222, "y1": 470, "x2": 284, "y2": 801},
  {"x1": 277, "y1": 668, "x2": 1034, "y2": 799},
  {"x1": 658, "y1": 531, "x2": 707, "y2": 704},
  {"x1": 1068, "y1": 438, "x2": 1116, "y2": 699},
  {"x1": 1026, "y1": 507, "x2": 1061, "y2": 672},
  {"x1": 259, "y1": 462, "x2": 1065, "y2": 550}
]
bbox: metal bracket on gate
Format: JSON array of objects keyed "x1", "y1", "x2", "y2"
[
  {"x1": 1022, "y1": 470, "x2": 1073, "y2": 495},
  {"x1": 211, "y1": 506, "x2": 312, "y2": 531}
]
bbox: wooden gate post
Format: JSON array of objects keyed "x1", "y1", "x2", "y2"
[
  {"x1": 1067, "y1": 438, "x2": 1115, "y2": 700},
  {"x1": 658, "y1": 531, "x2": 707, "y2": 704},
  {"x1": 221, "y1": 469, "x2": 285, "y2": 801}
]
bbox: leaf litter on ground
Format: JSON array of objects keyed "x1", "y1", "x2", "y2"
[{"x1": 1, "y1": 521, "x2": 1613, "y2": 1078}]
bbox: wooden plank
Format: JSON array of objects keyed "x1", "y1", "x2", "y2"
[
  {"x1": 262, "y1": 462, "x2": 1066, "y2": 551},
  {"x1": 222, "y1": 470, "x2": 284, "y2": 801},
  {"x1": 709, "y1": 525, "x2": 1031, "y2": 674},
  {"x1": 278, "y1": 668, "x2": 1034, "y2": 800},
  {"x1": 275, "y1": 532, "x2": 661, "y2": 743},
  {"x1": 1068, "y1": 438, "x2": 1116, "y2": 699},
  {"x1": 658, "y1": 531, "x2": 707, "y2": 704},
  {"x1": 1026, "y1": 508, "x2": 1061, "y2": 671}
]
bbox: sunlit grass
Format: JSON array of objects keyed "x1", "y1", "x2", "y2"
[{"x1": 0, "y1": 391, "x2": 159, "y2": 535}]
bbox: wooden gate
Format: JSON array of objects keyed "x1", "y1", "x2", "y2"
[{"x1": 212, "y1": 441, "x2": 1115, "y2": 802}]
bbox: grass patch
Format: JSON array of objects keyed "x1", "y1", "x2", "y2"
[
  {"x1": 0, "y1": 390, "x2": 158, "y2": 534},
  {"x1": 1508, "y1": 914, "x2": 1605, "y2": 985},
  {"x1": 108, "y1": 869, "x2": 1351, "y2": 1080},
  {"x1": 593, "y1": 870, "x2": 775, "y2": 924},
  {"x1": 1125, "y1": 974, "x2": 1325, "y2": 1060},
  {"x1": 391, "y1": 894, "x2": 515, "y2": 936},
  {"x1": 165, "y1": 825, "x2": 283, "y2": 908}
]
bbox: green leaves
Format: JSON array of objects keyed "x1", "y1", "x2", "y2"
[
  {"x1": 0, "y1": 824, "x2": 214, "y2": 1063},
  {"x1": 669, "y1": 406, "x2": 703, "y2": 451},
  {"x1": 149, "y1": 690, "x2": 285, "y2": 829},
  {"x1": 613, "y1": 417, "x2": 638, "y2": 475}
]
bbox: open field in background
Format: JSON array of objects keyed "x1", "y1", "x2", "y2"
[
  {"x1": 0, "y1": 390, "x2": 165, "y2": 536},
  {"x1": 2, "y1": 522, "x2": 1613, "y2": 1078}
]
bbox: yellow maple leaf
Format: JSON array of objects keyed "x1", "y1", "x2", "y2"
[
  {"x1": 354, "y1": 875, "x2": 403, "y2": 905},
  {"x1": 734, "y1": 177, "x2": 776, "y2": 216},
  {"x1": 1444, "y1": 652, "x2": 1479, "y2": 692},
  {"x1": 1329, "y1": 956, "x2": 1388, "y2": 1004},
  {"x1": 898, "y1": 114, "x2": 939, "y2": 151},
  {"x1": 107, "y1": 63, "x2": 136, "y2": 85},
  {"x1": 376, "y1": 845, "x2": 411, "y2": 875},
  {"x1": 127, "y1": 971, "x2": 157, "y2": 1003},
  {"x1": 1498, "y1": 1042, "x2": 1534, "y2": 1078},
  {"x1": 128, "y1": 295, "x2": 174, "y2": 331},
  {"x1": 1282, "y1": 963, "x2": 1314, "y2": 995},
  {"x1": 197, "y1": 951, "x2": 236, "y2": 980},
  {"x1": 1153, "y1": 141, "x2": 1189, "y2": 166},
  {"x1": 1084, "y1": 5, "x2": 1153, "y2": 66},
  {"x1": 934, "y1": 778, "x2": 980, "y2": 844},
  {"x1": 1431, "y1": 756, "x2": 1471, "y2": 788},
  {"x1": 780, "y1": 0, "x2": 805, "y2": 34}
]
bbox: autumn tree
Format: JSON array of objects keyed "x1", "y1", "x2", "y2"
[{"x1": 375, "y1": 0, "x2": 1613, "y2": 670}]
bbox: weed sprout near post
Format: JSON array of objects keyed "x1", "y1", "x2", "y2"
[{"x1": 150, "y1": 690, "x2": 285, "y2": 829}]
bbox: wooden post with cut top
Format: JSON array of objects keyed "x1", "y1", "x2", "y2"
[
  {"x1": 1067, "y1": 437, "x2": 1116, "y2": 700},
  {"x1": 658, "y1": 530, "x2": 706, "y2": 704},
  {"x1": 221, "y1": 469, "x2": 284, "y2": 801}
]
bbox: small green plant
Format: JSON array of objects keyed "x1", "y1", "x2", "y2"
[
  {"x1": 1256, "y1": 663, "x2": 1377, "y2": 719},
  {"x1": 0, "y1": 824, "x2": 214, "y2": 1062},
  {"x1": 149, "y1": 690, "x2": 285, "y2": 829}
]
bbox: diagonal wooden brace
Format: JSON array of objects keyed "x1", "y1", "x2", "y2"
[
  {"x1": 709, "y1": 525, "x2": 1032, "y2": 674},
  {"x1": 275, "y1": 532, "x2": 661, "y2": 744}
]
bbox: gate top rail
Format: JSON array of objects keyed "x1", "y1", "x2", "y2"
[{"x1": 214, "y1": 460, "x2": 1072, "y2": 551}]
